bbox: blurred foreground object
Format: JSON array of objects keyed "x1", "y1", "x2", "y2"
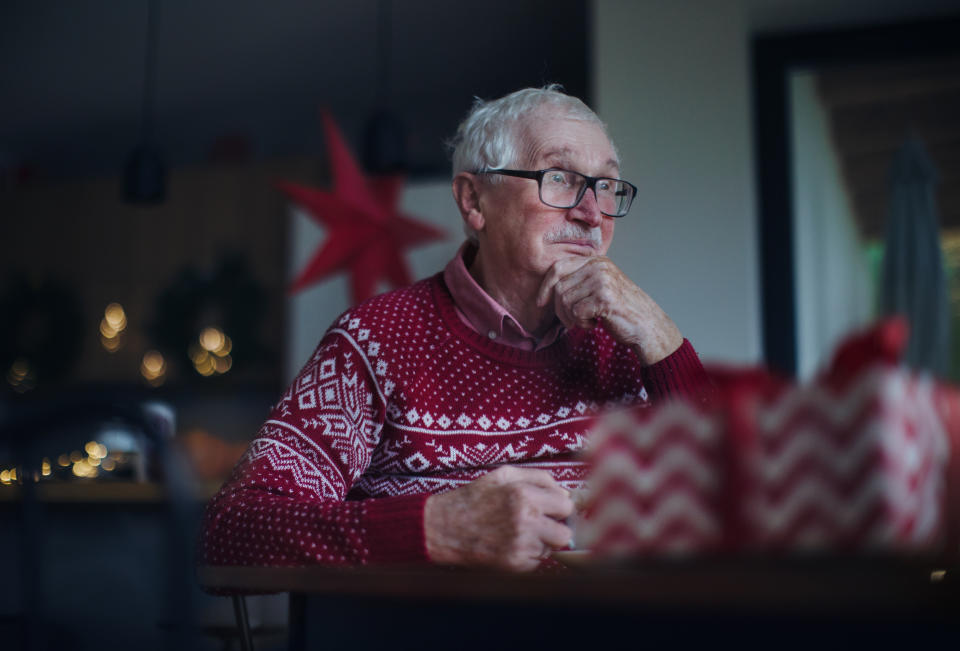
[
  {"x1": 579, "y1": 318, "x2": 960, "y2": 560},
  {"x1": 880, "y1": 137, "x2": 950, "y2": 376},
  {"x1": 177, "y1": 428, "x2": 246, "y2": 482}
]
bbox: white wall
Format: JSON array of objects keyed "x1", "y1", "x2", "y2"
[
  {"x1": 790, "y1": 72, "x2": 873, "y2": 379},
  {"x1": 593, "y1": 0, "x2": 761, "y2": 364}
]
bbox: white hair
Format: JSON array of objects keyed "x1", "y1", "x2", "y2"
[{"x1": 449, "y1": 84, "x2": 616, "y2": 179}]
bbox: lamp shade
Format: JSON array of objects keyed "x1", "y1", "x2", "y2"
[
  {"x1": 123, "y1": 143, "x2": 166, "y2": 203},
  {"x1": 362, "y1": 110, "x2": 407, "y2": 174}
]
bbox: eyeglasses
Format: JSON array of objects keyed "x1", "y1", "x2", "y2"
[{"x1": 477, "y1": 168, "x2": 637, "y2": 218}]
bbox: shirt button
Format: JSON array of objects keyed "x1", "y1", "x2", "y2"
[{"x1": 487, "y1": 330, "x2": 497, "y2": 340}]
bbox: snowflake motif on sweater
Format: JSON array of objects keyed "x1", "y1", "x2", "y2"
[{"x1": 200, "y1": 274, "x2": 709, "y2": 568}]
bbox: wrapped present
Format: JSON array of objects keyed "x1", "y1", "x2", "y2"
[
  {"x1": 575, "y1": 401, "x2": 725, "y2": 556},
  {"x1": 735, "y1": 365, "x2": 950, "y2": 552},
  {"x1": 579, "y1": 318, "x2": 960, "y2": 559}
]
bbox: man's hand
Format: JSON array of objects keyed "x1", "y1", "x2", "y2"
[
  {"x1": 423, "y1": 466, "x2": 574, "y2": 572},
  {"x1": 535, "y1": 256, "x2": 683, "y2": 365}
]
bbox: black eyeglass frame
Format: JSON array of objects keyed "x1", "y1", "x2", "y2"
[{"x1": 476, "y1": 168, "x2": 638, "y2": 218}]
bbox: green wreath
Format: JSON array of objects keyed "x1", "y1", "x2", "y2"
[
  {"x1": 0, "y1": 275, "x2": 85, "y2": 393},
  {"x1": 150, "y1": 253, "x2": 268, "y2": 382}
]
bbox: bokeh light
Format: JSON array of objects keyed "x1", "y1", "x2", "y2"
[
  {"x1": 190, "y1": 328, "x2": 233, "y2": 376},
  {"x1": 7, "y1": 358, "x2": 36, "y2": 393},
  {"x1": 84, "y1": 441, "x2": 107, "y2": 459},
  {"x1": 213, "y1": 355, "x2": 233, "y2": 373},
  {"x1": 199, "y1": 327, "x2": 225, "y2": 353},
  {"x1": 72, "y1": 458, "x2": 98, "y2": 479},
  {"x1": 99, "y1": 302, "x2": 127, "y2": 352},
  {"x1": 214, "y1": 335, "x2": 232, "y2": 357},
  {"x1": 100, "y1": 334, "x2": 123, "y2": 352},
  {"x1": 104, "y1": 303, "x2": 127, "y2": 331},
  {"x1": 140, "y1": 350, "x2": 167, "y2": 386}
]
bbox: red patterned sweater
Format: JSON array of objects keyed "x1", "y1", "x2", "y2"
[{"x1": 199, "y1": 273, "x2": 710, "y2": 567}]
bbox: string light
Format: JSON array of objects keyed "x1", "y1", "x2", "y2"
[
  {"x1": 99, "y1": 302, "x2": 127, "y2": 352},
  {"x1": 72, "y1": 458, "x2": 98, "y2": 479},
  {"x1": 190, "y1": 327, "x2": 233, "y2": 376},
  {"x1": 84, "y1": 441, "x2": 108, "y2": 459},
  {"x1": 1, "y1": 442, "x2": 123, "y2": 485},
  {"x1": 104, "y1": 303, "x2": 127, "y2": 331},
  {"x1": 199, "y1": 327, "x2": 225, "y2": 353},
  {"x1": 100, "y1": 334, "x2": 122, "y2": 352},
  {"x1": 140, "y1": 350, "x2": 166, "y2": 386},
  {"x1": 213, "y1": 336, "x2": 232, "y2": 357},
  {"x1": 6, "y1": 358, "x2": 36, "y2": 393},
  {"x1": 213, "y1": 356, "x2": 233, "y2": 373}
]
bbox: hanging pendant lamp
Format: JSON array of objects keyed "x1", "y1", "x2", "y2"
[
  {"x1": 123, "y1": 0, "x2": 166, "y2": 203},
  {"x1": 362, "y1": 0, "x2": 407, "y2": 174}
]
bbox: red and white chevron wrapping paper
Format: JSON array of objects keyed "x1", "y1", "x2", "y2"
[
  {"x1": 578, "y1": 319, "x2": 960, "y2": 559},
  {"x1": 738, "y1": 367, "x2": 950, "y2": 552},
  {"x1": 575, "y1": 401, "x2": 724, "y2": 556}
]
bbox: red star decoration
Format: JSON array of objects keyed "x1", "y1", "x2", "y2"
[{"x1": 277, "y1": 110, "x2": 446, "y2": 305}]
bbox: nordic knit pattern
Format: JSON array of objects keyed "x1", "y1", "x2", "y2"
[{"x1": 200, "y1": 273, "x2": 710, "y2": 567}]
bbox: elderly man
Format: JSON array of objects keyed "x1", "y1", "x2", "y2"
[{"x1": 200, "y1": 86, "x2": 709, "y2": 572}]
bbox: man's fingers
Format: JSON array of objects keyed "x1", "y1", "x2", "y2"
[
  {"x1": 536, "y1": 257, "x2": 591, "y2": 307},
  {"x1": 486, "y1": 467, "x2": 572, "y2": 516},
  {"x1": 547, "y1": 259, "x2": 611, "y2": 329},
  {"x1": 538, "y1": 517, "x2": 574, "y2": 551},
  {"x1": 535, "y1": 265, "x2": 560, "y2": 307},
  {"x1": 533, "y1": 485, "x2": 575, "y2": 520}
]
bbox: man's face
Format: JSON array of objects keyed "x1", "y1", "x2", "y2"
[{"x1": 474, "y1": 112, "x2": 620, "y2": 280}]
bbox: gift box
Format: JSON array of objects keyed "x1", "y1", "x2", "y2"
[
  {"x1": 579, "y1": 318, "x2": 960, "y2": 559},
  {"x1": 575, "y1": 401, "x2": 724, "y2": 556},
  {"x1": 736, "y1": 366, "x2": 951, "y2": 552}
]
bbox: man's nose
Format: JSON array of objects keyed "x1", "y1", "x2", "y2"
[{"x1": 568, "y1": 187, "x2": 603, "y2": 227}]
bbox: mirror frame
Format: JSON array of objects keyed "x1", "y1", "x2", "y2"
[{"x1": 751, "y1": 15, "x2": 960, "y2": 376}]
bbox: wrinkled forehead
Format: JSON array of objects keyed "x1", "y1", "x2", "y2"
[{"x1": 515, "y1": 107, "x2": 619, "y2": 173}]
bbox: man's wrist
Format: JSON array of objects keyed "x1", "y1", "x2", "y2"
[
  {"x1": 423, "y1": 492, "x2": 458, "y2": 565},
  {"x1": 632, "y1": 330, "x2": 684, "y2": 366}
]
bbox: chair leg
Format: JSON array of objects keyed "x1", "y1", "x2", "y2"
[{"x1": 232, "y1": 595, "x2": 254, "y2": 651}]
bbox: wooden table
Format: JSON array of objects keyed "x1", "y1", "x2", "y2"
[{"x1": 199, "y1": 557, "x2": 960, "y2": 651}]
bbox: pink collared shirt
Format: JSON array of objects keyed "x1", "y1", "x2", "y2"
[{"x1": 442, "y1": 242, "x2": 565, "y2": 352}]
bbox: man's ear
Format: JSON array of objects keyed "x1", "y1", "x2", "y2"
[{"x1": 452, "y1": 172, "x2": 485, "y2": 233}]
